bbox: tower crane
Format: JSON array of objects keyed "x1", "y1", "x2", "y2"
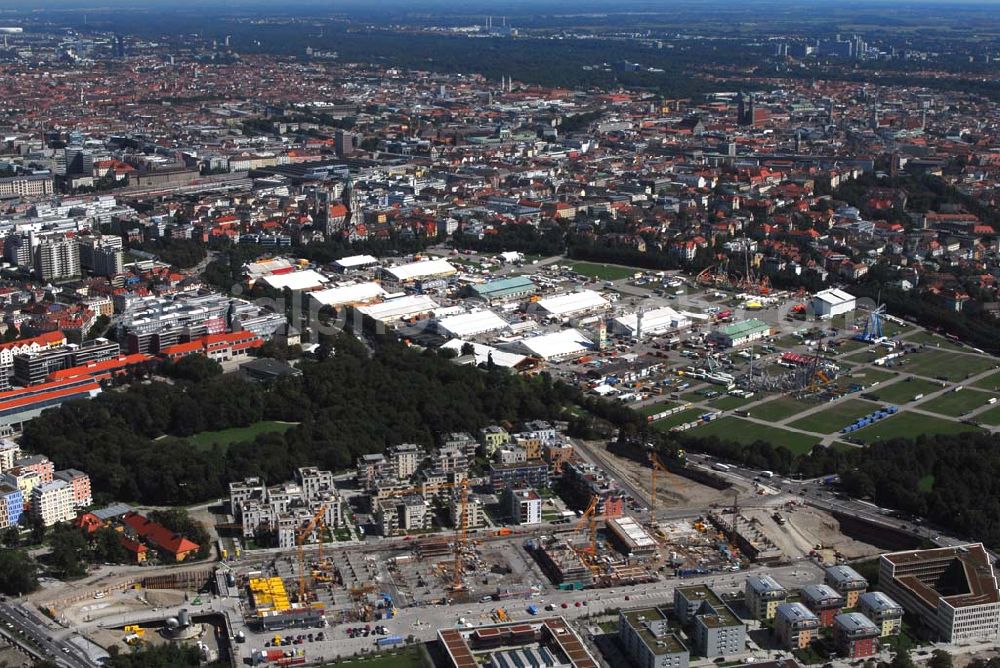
[
  {"x1": 451, "y1": 478, "x2": 470, "y2": 591},
  {"x1": 296, "y1": 503, "x2": 328, "y2": 602},
  {"x1": 573, "y1": 494, "x2": 600, "y2": 556}
]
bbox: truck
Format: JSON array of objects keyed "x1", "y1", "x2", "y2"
[{"x1": 376, "y1": 635, "x2": 404, "y2": 648}]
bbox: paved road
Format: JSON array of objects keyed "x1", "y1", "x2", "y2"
[{"x1": 0, "y1": 602, "x2": 95, "y2": 667}]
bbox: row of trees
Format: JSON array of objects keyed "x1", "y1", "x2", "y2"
[{"x1": 641, "y1": 423, "x2": 1000, "y2": 547}]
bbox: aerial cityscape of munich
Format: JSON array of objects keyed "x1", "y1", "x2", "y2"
[{"x1": 0, "y1": 1, "x2": 999, "y2": 667}]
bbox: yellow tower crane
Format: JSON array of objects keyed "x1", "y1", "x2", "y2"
[
  {"x1": 451, "y1": 478, "x2": 470, "y2": 591},
  {"x1": 296, "y1": 503, "x2": 328, "y2": 602}
]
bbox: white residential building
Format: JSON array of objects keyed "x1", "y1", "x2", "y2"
[
  {"x1": 31, "y1": 480, "x2": 75, "y2": 526},
  {"x1": 506, "y1": 488, "x2": 542, "y2": 525}
]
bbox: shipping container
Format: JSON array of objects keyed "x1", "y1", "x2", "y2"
[{"x1": 376, "y1": 635, "x2": 404, "y2": 647}]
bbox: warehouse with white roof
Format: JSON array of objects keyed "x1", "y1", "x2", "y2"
[
  {"x1": 382, "y1": 258, "x2": 457, "y2": 285},
  {"x1": 310, "y1": 282, "x2": 387, "y2": 308},
  {"x1": 812, "y1": 288, "x2": 856, "y2": 318},
  {"x1": 535, "y1": 290, "x2": 609, "y2": 319},
  {"x1": 333, "y1": 254, "x2": 379, "y2": 272},
  {"x1": 261, "y1": 269, "x2": 329, "y2": 292},
  {"x1": 436, "y1": 310, "x2": 510, "y2": 338},
  {"x1": 440, "y1": 339, "x2": 528, "y2": 369},
  {"x1": 508, "y1": 328, "x2": 592, "y2": 360},
  {"x1": 358, "y1": 294, "x2": 439, "y2": 324},
  {"x1": 612, "y1": 306, "x2": 691, "y2": 339}
]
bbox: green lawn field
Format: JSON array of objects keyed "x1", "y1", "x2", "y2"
[
  {"x1": 902, "y1": 350, "x2": 997, "y2": 382},
  {"x1": 918, "y1": 474, "x2": 935, "y2": 493},
  {"x1": 852, "y1": 412, "x2": 980, "y2": 443},
  {"x1": 919, "y1": 388, "x2": 998, "y2": 417},
  {"x1": 972, "y1": 371, "x2": 1000, "y2": 392},
  {"x1": 710, "y1": 393, "x2": 761, "y2": 410},
  {"x1": 749, "y1": 396, "x2": 812, "y2": 422},
  {"x1": 830, "y1": 339, "x2": 870, "y2": 354},
  {"x1": 324, "y1": 647, "x2": 425, "y2": 668},
  {"x1": 902, "y1": 330, "x2": 965, "y2": 351},
  {"x1": 567, "y1": 261, "x2": 637, "y2": 281},
  {"x1": 843, "y1": 349, "x2": 883, "y2": 364},
  {"x1": 187, "y1": 421, "x2": 298, "y2": 450},
  {"x1": 845, "y1": 368, "x2": 897, "y2": 386},
  {"x1": 788, "y1": 399, "x2": 881, "y2": 434},
  {"x1": 975, "y1": 404, "x2": 1000, "y2": 426},
  {"x1": 862, "y1": 377, "x2": 942, "y2": 404},
  {"x1": 691, "y1": 418, "x2": 819, "y2": 454}
]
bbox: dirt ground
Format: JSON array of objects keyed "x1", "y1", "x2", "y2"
[
  {"x1": 743, "y1": 505, "x2": 883, "y2": 562},
  {"x1": 0, "y1": 645, "x2": 30, "y2": 667},
  {"x1": 63, "y1": 588, "x2": 189, "y2": 627},
  {"x1": 582, "y1": 440, "x2": 752, "y2": 509}
]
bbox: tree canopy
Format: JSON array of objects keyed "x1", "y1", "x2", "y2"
[
  {"x1": 20, "y1": 333, "x2": 577, "y2": 505},
  {"x1": 0, "y1": 549, "x2": 39, "y2": 596}
]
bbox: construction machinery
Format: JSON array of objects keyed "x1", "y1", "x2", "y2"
[
  {"x1": 451, "y1": 479, "x2": 470, "y2": 592},
  {"x1": 369, "y1": 478, "x2": 470, "y2": 590},
  {"x1": 574, "y1": 495, "x2": 600, "y2": 556},
  {"x1": 296, "y1": 503, "x2": 328, "y2": 602}
]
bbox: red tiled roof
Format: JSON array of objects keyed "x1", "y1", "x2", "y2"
[
  {"x1": 48, "y1": 354, "x2": 152, "y2": 381},
  {"x1": 0, "y1": 331, "x2": 66, "y2": 352},
  {"x1": 122, "y1": 511, "x2": 199, "y2": 556}
]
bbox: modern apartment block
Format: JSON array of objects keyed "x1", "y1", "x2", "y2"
[
  {"x1": 1, "y1": 468, "x2": 40, "y2": 508},
  {"x1": 833, "y1": 612, "x2": 879, "y2": 659},
  {"x1": 879, "y1": 544, "x2": 1000, "y2": 643},
  {"x1": 355, "y1": 453, "x2": 387, "y2": 491},
  {"x1": 857, "y1": 591, "x2": 904, "y2": 637},
  {"x1": 229, "y1": 469, "x2": 342, "y2": 547},
  {"x1": 774, "y1": 602, "x2": 820, "y2": 650},
  {"x1": 506, "y1": 488, "x2": 542, "y2": 525},
  {"x1": 31, "y1": 479, "x2": 76, "y2": 526},
  {"x1": 13, "y1": 338, "x2": 120, "y2": 386},
  {"x1": 440, "y1": 432, "x2": 478, "y2": 459},
  {"x1": 33, "y1": 234, "x2": 80, "y2": 282},
  {"x1": 746, "y1": 574, "x2": 788, "y2": 620},
  {"x1": 673, "y1": 585, "x2": 746, "y2": 658},
  {"x1": 561, "y1": 461, "x2": 624, "y2": 517},
  {"x1": 478, "y1": 425, "x2": 510, "y2": 455},
  {"x1": 79, "y1": 236, "x2": 124, "y2": 277},
  {"x1": 489, "y1": 461, "x2": 549, "y2": 493},
  {"x1": 386, "y1": 443, "x2": 423, "y2": 481},
  {"x1": 0, "y1": 439, "x2": 20, "y2": 471},
  {"x1": 0, "y1": 483, "x2": 24, "y2": 529},
  {"x1": 450, "y1": 494, "x2": 486, "y2": 530},
  {"x1": 117, "y1": 292, "x2": 285, "y2": 354},
  {"x1": 824, "y1": 564, "x2": 868, "y2": 608},
  {"x1": 375, "y1": 495, "x2": 430, "y2": 536},
  {"x1": 13, "y1": 454, "x2": 54, "y2": 483},
  {"x1": 800, "y1": 584, "x2": 844, "y2": 627},
  {"x1": 53, "y1": 468, "x2": 92, "y2": 508},
  {"x1": 618, "y1": 607, "x2": 689, "y2": 668}
]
